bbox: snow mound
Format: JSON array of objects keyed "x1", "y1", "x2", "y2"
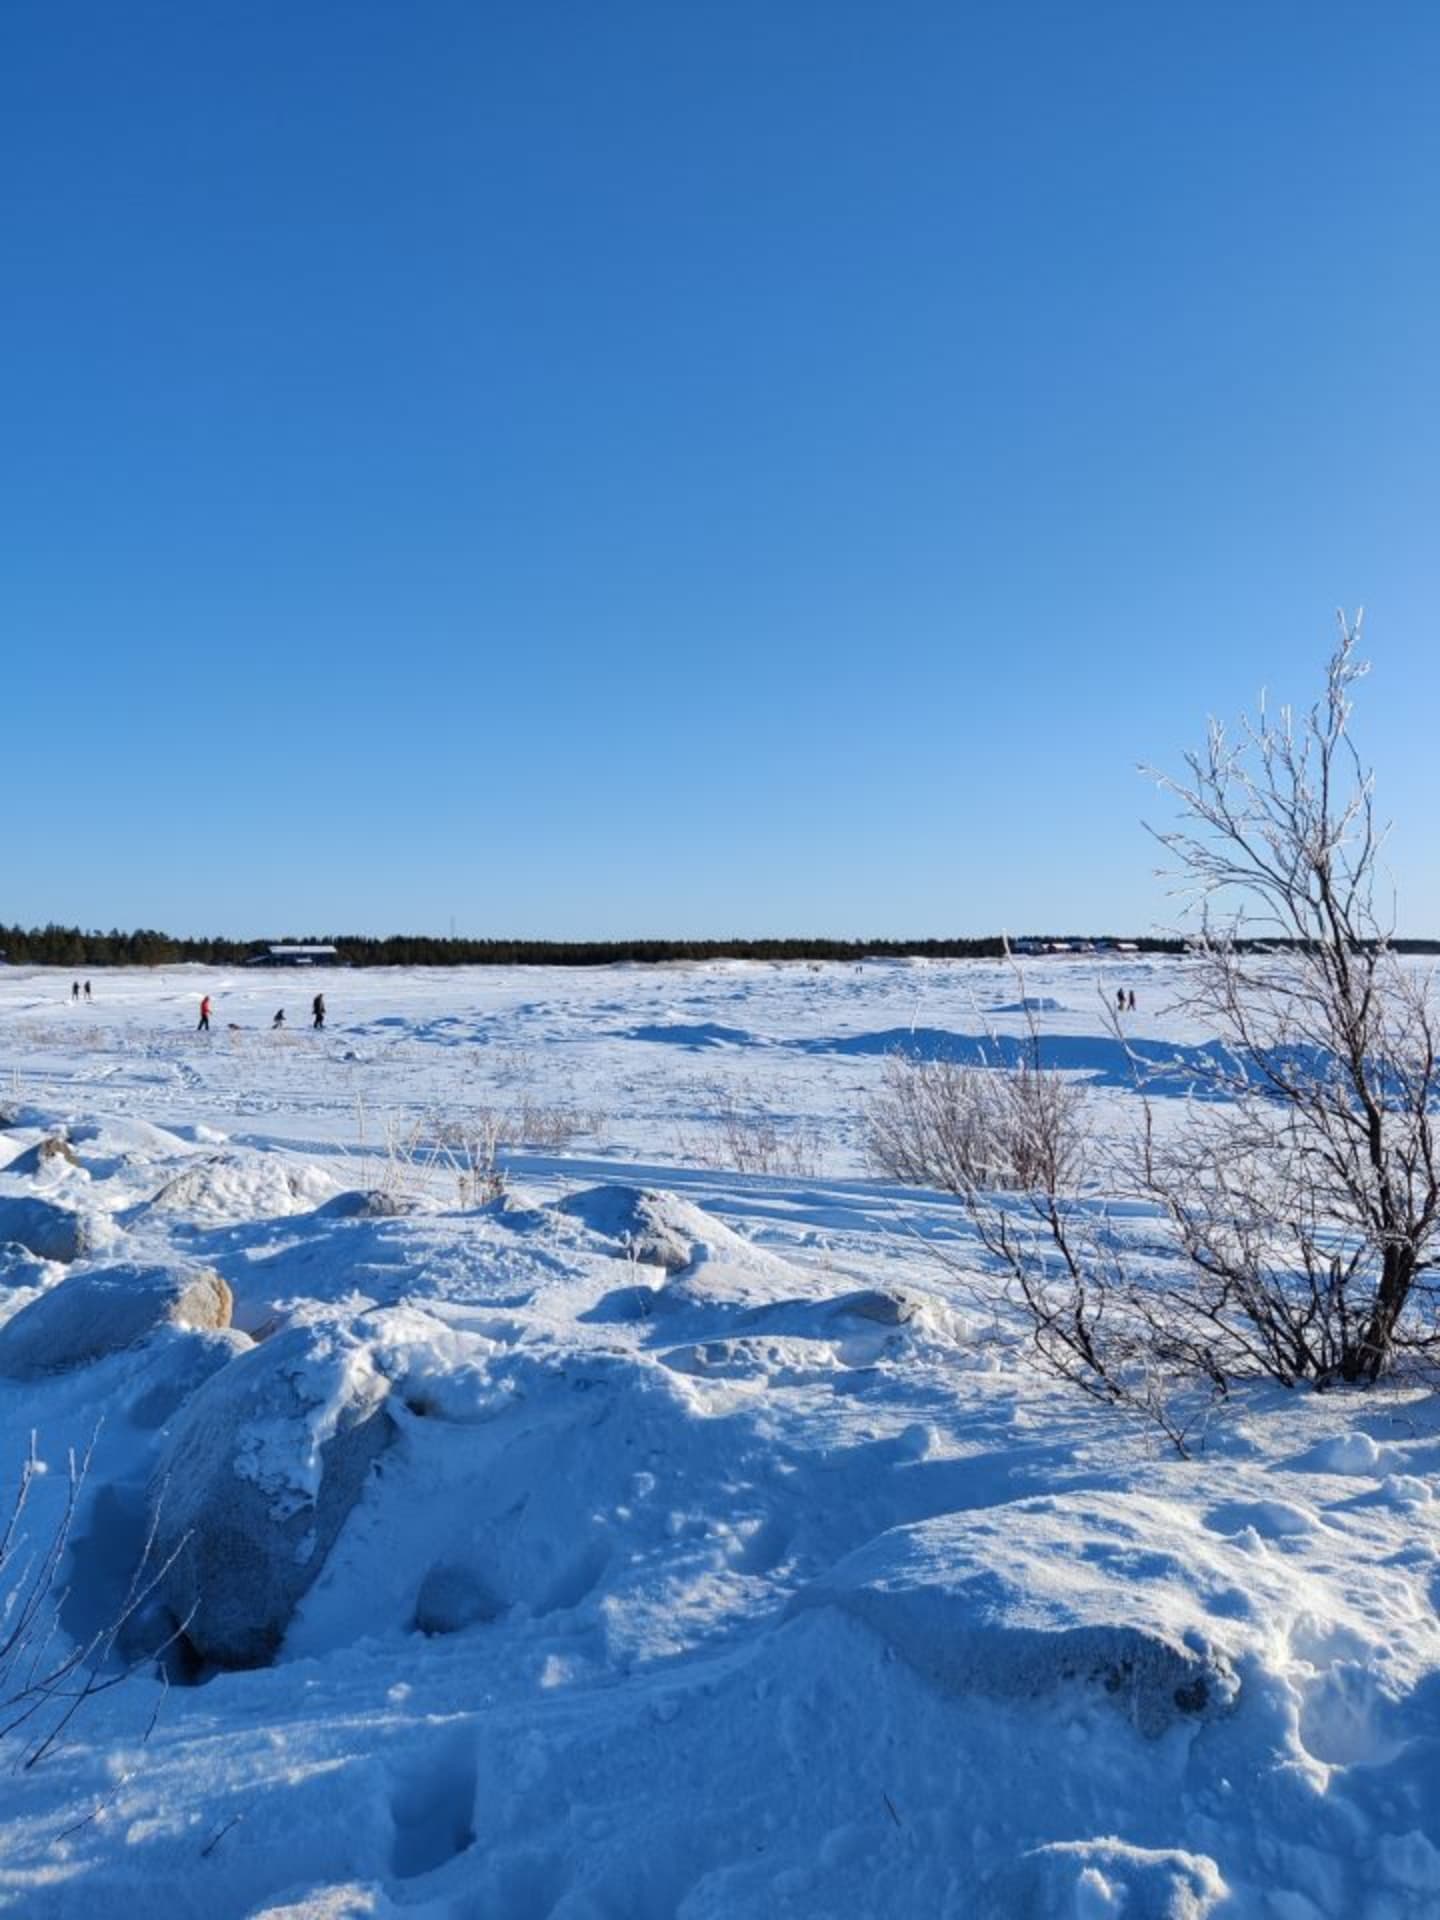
[
  {"x1": 0, "y1": 1261, "x2": 232, "y2": 1379},
  {"x1": 151, "y1": 1321, "x2": 396, "y2": 1666},
  {"x1": 248, "y1": 1886, "x2": 392, "y2": 1920},
  {"x1": 144, "y1": 1152, "x2": 339, "y2": 1223},
  {"x1": 797, "y1": 1493, "x2": 1241, "y2": 1737},
  {"x1": 69, "y1": 1115, "x2": 201, "y2": 1158},
  {"x1": 1302, "y1": 1431, "x2": 1388, "y2": 1476},
  {"x1": 558, "y1": 1188, "x2": 818, "y2": 1327},
  {"x1": 981, "y1": 1838, "x2": 1230, "y2": 1918},
  {"x1": 0, "y1": 1243, "x2": 55, "y2": 1293}
]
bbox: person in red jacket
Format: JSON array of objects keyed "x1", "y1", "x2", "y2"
[{"x1": 197, "y1": 995, "x2": 212, "y2": 1033}]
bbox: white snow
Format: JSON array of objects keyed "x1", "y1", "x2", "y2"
[{"x1": 0, "y1": 957, "x2": 1435, "y2": 1917}]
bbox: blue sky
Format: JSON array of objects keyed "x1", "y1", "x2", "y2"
[{"x1": 3, "y1": 2, "x2": 1437, "y2": 939}]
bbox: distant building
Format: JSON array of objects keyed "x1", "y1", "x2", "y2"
[{"x1": 246, "y1": 944, "x2": 339, "y2": 968}]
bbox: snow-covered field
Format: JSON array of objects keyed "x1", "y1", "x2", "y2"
[{"x1": 0, "y1": 958, "x2": 1436, "y2": 1919}]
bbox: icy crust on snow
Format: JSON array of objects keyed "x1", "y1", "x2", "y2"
[{"x1": 797, "y1": 1493, "x2": 1241, "y2": 1736}]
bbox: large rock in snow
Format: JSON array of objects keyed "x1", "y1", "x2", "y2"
[
  {"x1": 125, "y1": 1325, "x2": 254, "y2": 1429},
  {"x1": 318, "y1": 1188, "x2": 428, "y2": 1220},
  {"x1": 556, "y1": 1184, "x2": 747, "y2": 1273},
  {"x1": 559, "y1": 1186, "x2": 808, "y2": 1321},
  {"x1": 795, "y1": 1492, "x2": 1240, "y2": 1738},
  {"x1": 6, "y1": 1135, "x2": 81, "y2": 1177},
  {"x1": 0, "y1": 1262, "x2": 233, "y2": 1379},
  {"x1": 151, "y1": 1322, "x2": 396, "y2": 1667},
  {"x1": 0, "y1": 1195, "x2": 98, "y2": 1264}
]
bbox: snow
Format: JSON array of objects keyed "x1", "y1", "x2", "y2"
[{"x1": 0, "y1": 957, "x2": 1435, "y2": 1916}]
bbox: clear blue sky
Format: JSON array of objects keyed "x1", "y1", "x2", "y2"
[{"x1": 3, "y1": 2, "x2": 1437, "y2": 939}]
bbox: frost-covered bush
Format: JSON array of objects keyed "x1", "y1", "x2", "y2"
[
  {"x1": 866, "y1": 1053, "x2": 1086, "y2": 1195},
  {"x1": 1137, "y1": 619, "x2": 1440, "y2": 1387}
]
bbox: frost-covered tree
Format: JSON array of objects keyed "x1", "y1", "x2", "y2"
[{"x1": 1138, "y1": 615, "x2": 1440, "y2": 1386}]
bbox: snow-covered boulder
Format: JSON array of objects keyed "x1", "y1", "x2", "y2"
[
  {"x1": 319, "y1": 1188, "x2": 427, "y2": 1220},
  {"x1": 125, "y1": 1325, "x2": 254, "y2": 1429},
  {"x1": 556, "y1": 1185, "x2": 745, "y2": 1273},
  {"x1": 151, "y1": 1322, "x2": 397, "y2": 1667},
  {"x1": 6, "y1": 1135, "x2": 81, "y2": 1177},
  {"x1": 559, "y1": 1186, "x2": 811, "y2": 1325},
  {"x1": 0, "y1": 1262, "x2": 234, "y2": 1379},
  {"x1": 826, "y1": 1286, "x2": 920, "y2": 1326},
  {"x1": 795, "y1": 1493, "x2": 1240, "y2": 1738},
  {"x1": 0, "y1": 1194, "x2": 96, "y2": 1264},
  {"x1": 143, "y1": 1153, "x2": 338, "y2": 1224}
]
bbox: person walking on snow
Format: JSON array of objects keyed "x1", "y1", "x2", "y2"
[
  {"x1": 273, "y1": 1008, "x2": 286, "y2": 1029},
  {"x1": 83, "y1": 980, "x2": 92, "y2": 1001},
  {"x1": 71, "y1": 981, "x2": 80, "y2": 1002},
  {"x1": 197, "y1": 995, "x2": 212, "y2": 1033},
  {"x1": 312, "y1": 993, "x2": 325, "y2": 1031}
]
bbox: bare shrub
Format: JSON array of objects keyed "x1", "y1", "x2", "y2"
[
  {"x1": 510, "y1": 1098, "x2": 602, "y2": 1153},
  {"x1": 1135, "y1": 615, "x2": 1440, "y2": 1388},
  {"x1": 437, "y1": 1113, "x2": 509, "y2": 1208},
  {"x1": 866, "y1": 1052, "x2": 1088, "y2": 1195},
  {"x1": 380, "y1": 1098, "x2": 606, "y2": 1208},
  {"x1": 955, "y1": 1163, "x2": 1203, "y2": 1454},
  {"x1": 863, "y1": 1041, "x2": 1200, "y2": 1444},
  {"x1": 675, "y1": 1078, "x2": 825, "y2": 1178},
  {"x1": 374, "y1": 1115, "x2": 503, "y2": 1208},
  {"x1": 924, "y1": 620, "x2": 1440, "y2": 1449},
  {"x1": 0, "y1": 1434, "x2": 188, "y2": 1777},
  {"x1": 488, "y1": 1046, "x2": 538, "y2": 1089}
]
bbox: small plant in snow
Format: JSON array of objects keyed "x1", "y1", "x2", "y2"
[
  {"x1": 0, "y1": 1434, "x2": 188, "y2": 1777},
  {"x1": 378, "y1": 1098, "x2": 605, "y2": 1208},
  {"x1": 675, "y1": 1077, "x2": 825, "y2": 1178}
]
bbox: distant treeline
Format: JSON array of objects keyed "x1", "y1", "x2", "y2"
[
  {"x1": 2, "y1": 924, "x2": 1437, "y2": 969},
  {"x1": 0, "y1": 924, "x2": 1182, "y2": 967}
]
